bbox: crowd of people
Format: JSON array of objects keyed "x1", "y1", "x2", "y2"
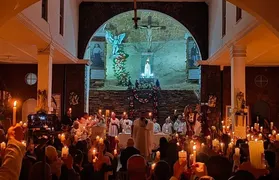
[{"x1": 0, "y1": 105, "x2": 278, "y2": 180}]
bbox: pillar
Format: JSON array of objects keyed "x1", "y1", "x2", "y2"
[
  {"x1": 230, "y1": 45, "x2": 246, "y2": 138},
  {"x1": 37, "y1": 46, "x2": 54, "y2": 113}
]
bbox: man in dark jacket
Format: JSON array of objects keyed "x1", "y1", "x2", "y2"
[{"x1": 120, "y1": 138, "x2": 140, "y2": 171}]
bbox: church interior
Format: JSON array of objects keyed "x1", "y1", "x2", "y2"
[{"x1": 1, "y1": 0, "x2": 279, "y2": 179}]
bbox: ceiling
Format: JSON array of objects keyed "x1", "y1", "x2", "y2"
[{"x1": 200, "y1": 23, "x2": 279, "y2": 66}]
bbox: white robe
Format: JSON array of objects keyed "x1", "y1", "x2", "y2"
[
  {"x1": 133, "y1": 119, "x2": 153, "y2": 157},
  {"x1": 108, "y1": 118, "x2": 120, "y2": 137},
  {"x1": 122, "y1": 119, "x2": 133, "y2": 133},
  {"x1": 153, "y1": 123, "x2": 161, "y2": 133},
  {"x1": 162, "y1": 123, "x2": 172, "y2": 134}
]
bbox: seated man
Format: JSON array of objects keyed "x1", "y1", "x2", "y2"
[
  {"x1": 120, "y1": 138, "x2": 140, "y2": 171},
  {"x1": 153, "y1": 118, "x2": 161, "y2": 133},
  {"x1": 162, "y1": 117, "x2": 173, "y2": 134}
]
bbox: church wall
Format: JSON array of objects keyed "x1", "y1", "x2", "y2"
[
  {"x1": 21, "y1": 0, "x2": 80, "y2": 57},
  {"x1": 221, "y1": 66, "x2": 279, "y2": 126},
  {"x1": 89, "y1": 90, "x2": 198, "y2": 125},
  {"x1": 78, "y1": 2, "x2": 208, "y2": 60},
  {"x1": 0, "y1": 64, "x2": 85, "y2": 121},
  {"x1": 208, "y1": 0, "x2": 257, "y2": 58},
  {"x1": 106, "y1": 40, "x2": 186, "y2": 87}
]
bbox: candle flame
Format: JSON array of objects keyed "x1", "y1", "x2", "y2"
[
  {"x1": 193, "y1": 145, "x2": 196, "y2": 151},
  {"x1": 13, "y1": 101, "x2": 17, "y2": 107}
]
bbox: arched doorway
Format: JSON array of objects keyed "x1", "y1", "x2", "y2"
[
  {"x1": 251, "y1": 100, "x2": 270, "y2": 124},
  {"x1": 84, "y1": 10, "x2": 202, "y2": 90}
]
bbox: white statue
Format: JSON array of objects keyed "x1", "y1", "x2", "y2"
[
  {"x1": 105, "y1": 31, "x2": 126, "y2": 55},
  {"x1": 144, "y1": 58, "x2": 151, "y2": 78},
  {"x1": 139, "y1": 25, "x2": 162, "y2": 50}
]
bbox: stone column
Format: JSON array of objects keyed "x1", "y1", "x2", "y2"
[
  {"x1": 230, "y1": 45, "x2": 246, "y2": 138},
  {"x1": 37, "y1": 46, "x2": 54, "y2": 113}
]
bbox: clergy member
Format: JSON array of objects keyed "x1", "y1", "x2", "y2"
[
  {"x1": 108, "y1": 112, "x2": 120, "y2": 149},
  {"x1": 162, "y1": 117, "x2": 173, "y2": 134},
  {"x1": 133, "y1": 117, "x2": 153, "y2": 158},
  {"x1": 121, "y1": 114, "x2": 133, "y2": 134},
  {"x1": 174, "y1": 115, "x2": 185, "y2": 133},
  {"x1": 153, "y1": 118, "x2": 161, "y2": 133}
]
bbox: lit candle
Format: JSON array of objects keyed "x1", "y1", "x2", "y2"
[
  {"x1": 189, "y1": 154, "x2": 194, "y2": 165},
  {"x1": 235, "y1": 148, "x2": 240, "y2": 156},
  {"x1": 23, "y1": 123, "x2": 27, "y2": 128},
  {"x1": 19, "y1": 121, "x2": 23, "y2": 126},
  {"x1": 175, "y1": 133, "x2": 179, "y2": 138},
  {"x1": 201, "y1": 143, "x2": 205, "y2": 150},
  {"x1": 0, "y1": 142, "x2": 6, "y2": 150},
  {"x1": 98, "y1": 109, "x2": 102, "y2": 114},
  {"x1": 99, "y1": 138, "x2": 104, "y2": 144},
  {"x1": 248, "y1": 140, "x2": 264, "y2": 169},
  {"x1": 251, "y1": 135, "x2": 254, "y2": 141},
  {"x1": 276, "y1": 134, "x2": 279, "y2": 141},
  {"x1": 178, "y1": 150, "x2": 187, "y2": 165},
  {"x1": 58, "y1": 134, "x2": 61, "y2": 140},
  {"x1": 193, "y1": 145, "x2": 197, "y2": 164},
  {"x1": 12, "y1": 101, "x2": 17, "y2": 125},
  {"x1": 148, "y1": 112, "x2": 152, "y2": 117},
  {"x1": 60, "y1": 133, "x2": 65, "y2": 142},
  {"x1": 151, "y1": 163, "x2": 156, "y2": 170},
  {"x1": 251, "y1": 127, "x2": 254, "y2": 132},
  {"x1": 259, "y1": 133, "x2": 263, "y2": 140},
  {"x1": 268, "y1": 134, "x2": 272, "y2": 138},
  {"x1": 270, "y1": 122, "x2": 274, "y2": 130},
  {"x1": 222, "y1": 126, "x2": 226, "y2": 134},
  {"x1": 115, "y1": 136, "x2": 118, "y2": 141},
  {"x1": 212, "y1": 139, "x2": 219, "y2": 147},
  {"x1": 123, "y1": 112, "x2": 126, "y2": 115},
  {"x1": 92, "y1": 148, "x2": 97, "y2": 156},
  {"x1": 220, "y1": 143, "x2": 224, "y2": 152},
  {"x1": 21, "y1": 140, "x2": 26, "y2": 147},
  {"x1": 62, "y1": 146, "x2": 69, "y2": 158},
  {"x1": 156, "y1": 151, "x2": 160, "y2": 159},
  {"x1": 221, "y1": 121, "x2": 224, "y2": 125},
  {"x1": 74, "y1": 135, "x2": 78, "y2": 142},
  {"x1": 272, "y1": 130, "x2": 277, "y2": 136},
  {"x1": 69, "y1": 108, "x2": 72, "y2": 114},
  {"x1": 176, "y1": 142, "x2": 180, "y2": 147},
  {"x1": 226, "y1": 126, "x2": 230, "y2": 131},
  {"x1": 96, "y1": 136, "x2": 100, "y2": 142},
  {"x1": 228, "y1": 142, "x2": 233, "y2": 149},
  {"x1": 174, "y1": 109, "x2": 177, "y2": 114},
  {"x1": 260, "y1": 126, "x2": 263, "y2": 132},
  {"x1": 114, "y1": 149, "x2": 117, "y2": 156},
  {"x1": 206, "y1": 135, "x2": 211, "y2": 145},
  {"x1": 247, "y1": 134, "x2": 251, "y2": 141}
]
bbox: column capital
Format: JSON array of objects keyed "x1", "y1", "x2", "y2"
[
  {"x1": 38, "y1": 44, "x2": 54, "y2": 57},
  {"x1": 230, "y1": 45, "x2": 247, "y2": 58}
]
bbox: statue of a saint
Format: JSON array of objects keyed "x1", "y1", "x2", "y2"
[
  {"x1": 105, "y1": 31, "x2": 126, "y2": 55},
  {"x1": 236, "y1": 92, "x2": 245, "y2": 113},
  {"x1": 143, "y1": 58, "x2": 151, "y2": 78}
]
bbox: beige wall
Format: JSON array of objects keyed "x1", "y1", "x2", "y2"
[
  {"x1": 208, "y1": 0, "x2": 257, "y2": 57},
  {"x1": 21, "y1": 0, "x2": 79, "y2": 57}
]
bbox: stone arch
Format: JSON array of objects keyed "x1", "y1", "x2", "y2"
[
  {"x1": 227, "y1": 0, "x2": 279, "y2": 38},
  {"x1": 78, "y1": 2, "x2": 208, "y2": 60}
]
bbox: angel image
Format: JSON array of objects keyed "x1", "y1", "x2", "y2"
[{"x1": 105, "y1": 31, "x2": 126, "y2": 55}]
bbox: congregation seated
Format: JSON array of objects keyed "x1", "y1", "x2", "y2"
[{"x1": 120, "y1": 138, "x2": 140, "y2": 171}]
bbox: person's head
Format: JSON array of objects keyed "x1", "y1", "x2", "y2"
[
  {"x1": 83, "y1": 112, "x2": 89, "y2": 119},
  {"x1": 177, "y1": 115, "x2": 182, "y2": 120},
  {"x1": 159, "y1": 137, "x2": 168, "y2": 147},
  {"x1": 123, "y1": 114, "x2": 128, "y2": 119},
  {"x1": 154, "y1": 160, "x2": 171, "y2": 180},
  {"x1": 228, "y1": 170, "x2": 255, "y2": 180},
  {"x1": 111, "y1": 112, "x2": 116, "y2": 118},
  {"x1": 29, "y1": 162, "x2": 52, "y2": 180},
  {"x1": 73, "y1": 121, "x2": 79, "y2": 129},
  {"x1": 165, "y1": 117, "x2": 170, "y2": 123},
  {"x1": 127, "y1": 138, "x2": 135, "y2": 147},
  {"x1": 206, "y1": 156, "x2": 232, "y2": 180},
  {"x1": 153, "y1": 118, "x2": 157, "y2": 123},
  {"x1": 45, "y1": 145, "x2": 58, "y2": 163}
]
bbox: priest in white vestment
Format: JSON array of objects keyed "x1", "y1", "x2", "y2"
[
  {"x1": 152, "y1": 118, "x2": 161, "y2": 133},
  {"x1": 162, "y1": 117, "x2": 173, "y2": 134},
  {"x1": 133, "y1": 117, "x2": 154, "y2": 158},
  {"x1": 121, "y1": 114, "x2": 133, "y2": 133},
  {"x1": 108, "y1": 112, "x2": 120, "y2": 149}
]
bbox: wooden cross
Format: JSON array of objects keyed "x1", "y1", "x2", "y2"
[{"x1": 132, "y1": 0, "x2": 140, "y2": 29}]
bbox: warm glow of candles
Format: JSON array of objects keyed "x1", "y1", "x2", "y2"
[
  {"x1": 114, "y1": 149, "x2": 117, "y2": 155},
  {"x1": 156, "y1": 151, "x2": 160, "y2": 159},
  {"x1": 270, "y1": 122, "x2": 274, "y2": 130},
  {"x1": 220, "y1": 143, "x2": 224, "y2": 152},
  {"x1": 1, "y1": 142, "x2": 6, "y2": 150},
  {"x1": 249, "y1": 140, "x2": 264, "y2": 169},
  {"x1": 92, "y1": 148, "x2": 97, "y2": 156},
  {"x1": 193, "y1": 145, "x2": 197, "y2": 164},
  {"x1": 235, "y1": 148, "x2": 240, "y2": 156},
  {"x1": 58, "y1": 134, "x2": 61, "y2": 140},
  {"x1": 176, "y1": 142, "x2": 180, "y2": 147},
  {"x1": 115, "y1": 136, "x2": 118, "y2": 141},
  {"x1": 259, "y1": 133, "x2": 263, "y2": 140},
  {"x1": 98, "y1": 109, "x2": 102, "y2": 114},
  {"x1": 260, "y1": 126, "x2": 263, "y2": 132},
  {"x1": 228, "y1": 142, "x2": 233, "y2": 149},
  {"x1": 272, "y1": 130, "x2": 277, "y2": 136},
  {"x1": 23, "y1": 123, "x2": 27, "y2": 128},
  {"x1": 123, "y1": 112, "x2": 126, "y2": 115},
  {"x1": 148, "y1": 112, "x2": 152, "y2": 117},
  {"x1": 69, "y1": 108, "x2": 72, "y2": 113},
  {"x1": 21, "y1": 140, "x2": 26, "y2": 147},
  {"x1": 178, "y1": 150, "x2": 187, "y2": 165},
  {"x1": 276, "y1": 134, "x2": 279, "y2": 141},
  {"x1": 60, "y1": 133, "x2": 65, "y2": 142},
  {"x1": 12, "y1": 101, "x2": 17, "y2": 125},
  {"x1": 175, "y1": 133, "x2": 179, "y2": 138},
  {"x1": 96, "y1": 136, "x2": 100, "y2": 142},
  {"x1": 99, "y1": 138, "x2": 104, "y2": 144},
  {"x1": 62, "y1": 146, "x2": 69, "y2": 158},
  {"x1": 151, "y1": 163, "x2": 156, "y2": 170}
]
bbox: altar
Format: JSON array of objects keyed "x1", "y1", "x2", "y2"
[{"x1": 118, "y1": 132, "x2": 170, "y2": 149}]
